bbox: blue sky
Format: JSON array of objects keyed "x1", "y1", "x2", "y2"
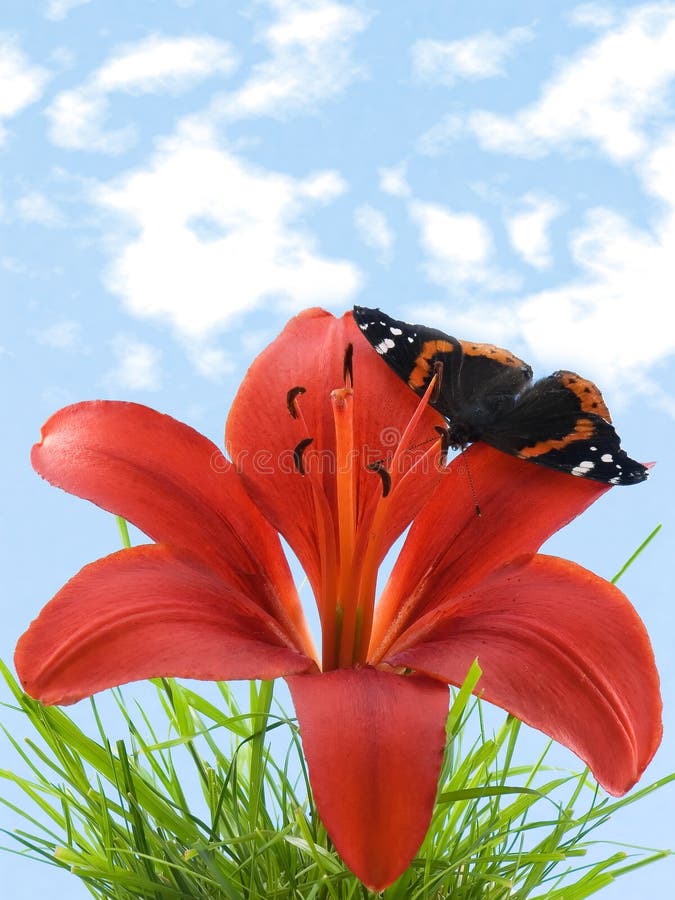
[{"x1": 1, "y1": 1, "x2": 674, "y2": 896}]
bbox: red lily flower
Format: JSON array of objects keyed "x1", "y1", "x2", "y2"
[{"x1": 16, "y1": 308, "x2": 661, "y2": 891}]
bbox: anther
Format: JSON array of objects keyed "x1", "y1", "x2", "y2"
[
  {"x1": 287, "y1": 386, "x2": 306, "y2": 419},
  {"x1": 431, "y1": 361, "x2": 444, "y2": 404},
  {"x1": 368, "y1": 460, "x2": 392, "y2": 498},
  {"x1": 343, "y1": 343, "x2": 354, "y2": 386},
  {"x1": 293, "y1": 437, "x2": 314, "y2": 475}
]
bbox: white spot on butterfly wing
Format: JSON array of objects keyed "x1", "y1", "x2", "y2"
[
  {"x1": 571, "y1": 460, "x2": 595, "y2": 477},
  {"x1": 376, "y1": 338, "x2": 396, "y2": 354}
]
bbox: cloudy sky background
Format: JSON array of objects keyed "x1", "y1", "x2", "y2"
[{"x1": 1, "y1": 1, "x2": 674, "y2": 896}]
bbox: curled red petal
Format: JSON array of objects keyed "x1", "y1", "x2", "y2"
[
  {"x1": 383, "y1": 554, "x2": 662, "y2": 796},
  {"x1": 370, "y1": 442, "x2": 607, "y2": 657},
  {"x1": 286, "y1": 667, "x2": 449, "y2": 890},
  {"x1": 31, "y1": 401, "x2": 314, "y2": 655},
  {"x1": 226, "y1": 309, "x2": 443, "y2": 599},
  {"x1": 15, "y1": 544, "x2": 315, "y2": 706}
]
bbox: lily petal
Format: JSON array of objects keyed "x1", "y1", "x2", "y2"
[
  {"x1": 383, "y1": 554, "x2": 662, "y2": 796},
  {"x1": 370, "y1": 442, "x2": 607, "y2": 656},
  {"x1": 16, "y1": 544, "x2": 315, "y2": 705},
  {"x1": 227, "y1": 309, "x2": 443, "y2": 598},
  {"x1": 286, "y1": 667, "x2": 449, "y2": 890},
  {"x1": 31, "y1": 401, "x2": 314, "y2": 655}
]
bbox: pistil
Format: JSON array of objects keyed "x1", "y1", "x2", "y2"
[{"x1": 331, "y1": 385, "x2": 360, "y2": 668}]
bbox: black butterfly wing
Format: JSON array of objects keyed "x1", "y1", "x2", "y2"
[
  {"x1": 353, "y1": 307, "x2": 532, "y2": 424},
  {"x1": 483, "y1": 371, "x2": 648, "y2": 484},
  {"x1": 353, "y1": 306, "x2": 463, "y2": 417},
  {"x1": 452, "y1": 339, "x2": 533, "y2": 423},
  {"x1": 354, "y1": 307, "x2": 646, "y2": 485}
]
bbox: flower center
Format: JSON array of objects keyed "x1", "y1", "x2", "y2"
[{"x1": 288, "y1": 350, "x2": 444, "y2": 671}]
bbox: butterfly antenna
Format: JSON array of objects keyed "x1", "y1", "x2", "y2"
[{"x1": 460, "y1": 445, "x2": 481, "y2": 517}]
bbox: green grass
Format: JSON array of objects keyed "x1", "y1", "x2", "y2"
[
  {"x1": 0, "y1": 523, "x2": 671, "y2": 898},
  {"x1": 0, "y1": 662, "x2": 671, "y2": 899}
]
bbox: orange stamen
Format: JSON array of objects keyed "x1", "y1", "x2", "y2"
[
  {"x1": 385, "y1": 372, "x2": 440, "y2": 493},
  {"x1": 288, "y1": 365, "x2": 441, "y2": 670},
  {"x1": 358, "y1": 432, "x2": 444, "y2": 662},
  {"x1": 289, "y1": 391, "x2": 340, "y2": 668},
  {"x1": 352, "y1": 374, "x2": 442, "y2": 664}
]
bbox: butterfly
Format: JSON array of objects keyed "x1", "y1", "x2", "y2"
[{"x1": 353, "y1": 306, "x2": 647, "y2": 484}]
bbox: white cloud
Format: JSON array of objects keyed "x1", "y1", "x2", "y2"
[
  {"x1": 466, "y1": 3, "x2": 675, "y2": 162},
  {"x1": 47, "y1": 34, "x2": 237, "y2": 152},
  {"x1": 568, "y1": 3, "x2": 616, "y2": 29},
  {"x1": 94, "y1": 34, "x2": 236, "y2": 93},
  {"x1": 405, "y1": 2, "x2": 675, "y2": 404},
  {"x1": 380, "y1": 174, "x2": 517, "y2": 291},
  {"x1": 47, "y1": 87, "x2": 134, "y2": 153},
  {"x1": 353, "y1": 204, "x2": 394, "y2": 261},
  {"x1": 35, "y1": 320, "x2": 82, "y2": 349},
  {"x1": 409, "y1": 199, "x2": 514, "y2": 290},
  {"x1": 298, "y1": 169, "x2": 347, "y2": 201},
  {"x1": 411, "y1": 201, "x2": 491, "y2": 269},
  {"x1": 48, "y1": 46, "x2": 76, "y2": 69},
  {"x1": 45, "y1": 0, "x2": 92, "y2": 20},
  {"x1": 210, "y1": 0, "x2": 370, "y2": 120},
  {"x1": 378, "y1": 162, "x2": 411, "y2": 198},
  {"x1": 92, "y1": 126, "x2": 362, "y2": 341},
  {"x1": 412, "y1": 26, "x2": 534, "y2": 86},
  {"x1": 188, "y1": 344, "x2": 235, "y2": 380},
  {"x1": 505, "y1": 193, "x2": 562, "y2": 269},
  {"x1": 16, "y1": 190, "x2": 65, "y2": 226},
  {"x1": 415, "y1": 113, "x2": 465, "y2": 156},
  {"x1": 1, "y1": 255, "x2": 28, "y2": 275},
  {"x1": 514, "y1": 208, "x2": 674, "y2": 389},
  {"x1": 433, "y1": 133, "x2": 675, "y2": 399},
  {"x1": 108, "y1": 336, "x2": 162, "y2": 390},
  {"x1": 0, "y1": 34, "x2": 50, "y2": 143}
]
